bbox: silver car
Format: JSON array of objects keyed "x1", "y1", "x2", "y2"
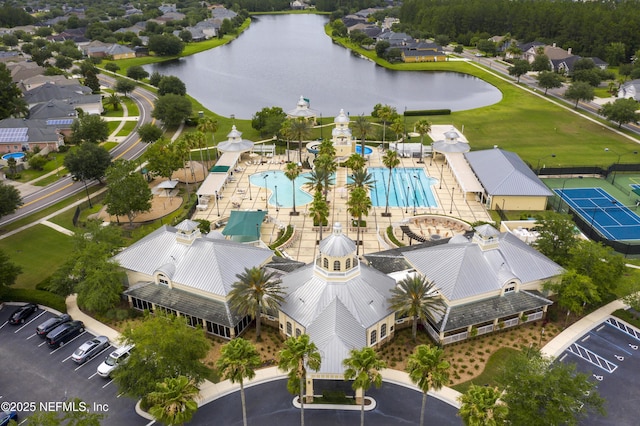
[{"x1": 71, "y1": 336, "x2": 110, "y2": 364}]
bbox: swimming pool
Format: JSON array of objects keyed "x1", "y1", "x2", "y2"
[
  {"x1": 355, "y1": 145, "x2": 373, "y2": 155},
  {"x1": 250, "y1": 171, "x2": 314, "y2": 208},
  {"x1": 368, "y1": 167, "x2": 438, "y2": 208},
  {"x1": 2, "y1": 152, "x2": 25, "y2": 161}
]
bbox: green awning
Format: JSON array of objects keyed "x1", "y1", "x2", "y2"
[
  {"x1": 633, "y1": 188, "x2": 640, "y2": 197},
  {"x1": 210, "y1": 165, "x2": 230, "y2": 173},
  {"x1": 221, "y1": 210, "x2": 267, "y2": 239}
]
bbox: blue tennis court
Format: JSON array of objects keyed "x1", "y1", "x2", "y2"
[{"x1": 555, "y1": 187, "x2": 640, "y2": 240}]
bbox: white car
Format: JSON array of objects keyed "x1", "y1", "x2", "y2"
[{"x1": 97, "y1": 344, "x2": 134, "y2": 378}]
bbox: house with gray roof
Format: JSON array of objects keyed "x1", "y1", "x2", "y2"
[
  {"x1": 115, "y1": 220, "x2": 274, "y2": 339},
  {"x1": 464, "y1": 148, "x2": 553, "y2": 210},
  {"x1": 370, "y1": 224, "x2": 561, "y2": 345},
  {"x1": 619, "y1": 79, "x2": 640, "y2": 101},
  {"x1": 278, "y1": 223, "x2": 398, "y2": 401},
  {"x1": 0, "y1": 118, "x2": 64, "y2": 153}
]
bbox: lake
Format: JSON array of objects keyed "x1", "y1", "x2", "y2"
[{"x1": 145, "y1": 14, "x2": 502, "y2": 119}]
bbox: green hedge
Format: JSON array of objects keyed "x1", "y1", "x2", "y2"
[
  {"x1": 386, "y1": 226, "x2": 405, "y2": 247},
  {"x1": 0, "y1": 288, "x2": 67, "y2": 313},
  {"x1": 404, "y1": 109, "x2": 451, "y2": 116},
  {"x1": 612, "y1": 309, "x2": 640, "y2": 329},
  {"x1": 269, "y1": 225, "x2": 294, "y2": 250}
]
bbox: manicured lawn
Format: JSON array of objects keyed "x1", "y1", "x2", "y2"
[
  {"x1": 122, "y1": 96, "x2": 139, "y2": 116},
  {"x1": 102, "y1": 103, "x2": 124, "y2": 117},
  {"x1": 116, "y1": 121, "x2": 137, "y2": 137},
  {"x1": 451, "y1": 347, "x2": 521, "y2": 394},
  {"x1": 0, "y1": 225, "x2": 73, "y2": 289}
]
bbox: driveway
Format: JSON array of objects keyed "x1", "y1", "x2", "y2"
[{"x1": 0, "y1": 305, "x2": 146, "y2": 425}]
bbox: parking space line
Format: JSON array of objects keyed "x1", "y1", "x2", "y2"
[
  {"x1": 38, "y1": 340, "x2": 47, "y2": 347},
  {"x1": 606, "y1": 317, "x2": 640, "y2": 341},
  {"x1": 88, "y1": 371, "x2": 99, "y2": 379},
  {"x1": 14, "y1": 311, "x2": 47, "y2": 333},
  {"x1": 587, "y1": 330, "x2": 633, "y2": 356},
  {"x1": 26, "y1": 332, "x2": 38, "y2": 340},
  {"x1": 567, "y1": 343, "x2": 618, "y2": 373},
  {"x1": 102, "y1": 380, "x2": 114, "y2": 389},
  {"x1": 0, "y1": 321, "x2": 8, "y2": 329},
  {"x1": 73, "y1": 346, "x2": 112, "y2": 371},
  {"x1": 49, "y1": 331, "x2": 88, "y2": 355}
]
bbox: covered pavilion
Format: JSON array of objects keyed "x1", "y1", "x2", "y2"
[{"x1": 286, "y1": 95, "x2": 318, "y2": 123}]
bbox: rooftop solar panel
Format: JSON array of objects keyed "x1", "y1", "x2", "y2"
[
  {"x1": 0, "y1": 128, "x2": 28, "y2": 143},
  {"x1": 46, "y1": 119, "x2": 74, "y2": 126}
]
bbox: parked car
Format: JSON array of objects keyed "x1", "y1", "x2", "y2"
[
  {"x1": 8, "y1": 303, "x2": 38, "y2": 325},
  {"x1": 36, "y1": 314, "x2": 72, "y2": 338},
  {"x1": 72, "y1": 336, "x2": 110, "y2": 364},
  {"x1": 97, "y1": 344, "x2": 134, "y2": 378},
  {"x1": 0, "y1": 411, "x2": 17, "y2": 426},
  {"x1": 45, "y1": 320, "x2": 85, "y2": 348}
]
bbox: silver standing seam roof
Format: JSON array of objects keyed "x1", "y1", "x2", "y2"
[
  {"x1": 113, "y1": 222, "x2": 273, "y2": 297},
  {"x1": 403, "y1": 231, "x2": 563, "y2": 302},
  {"x1": 279, "y1": 263, "x2": 397, "y2": 374},
  {"x1": 464, "y1": 149, "x2": 553, "y2": 196}
]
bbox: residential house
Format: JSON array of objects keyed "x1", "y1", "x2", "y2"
[
  {"x1": 19, "y1": 75, "x2": 81, "y2": 92},
  {"x1": 29, "y1": 95, "x2": 103, "y2": 120},
  {"x1": 23, "y1": 82, "x2": 99, "y2": 114},
  {"x1": 401, "y1": 41, "x2": 446, "y2": 63},
  {"x1": 173, "y1": 20, "x2": 217, "y2": 41},
  {"x1": 0, "y1": 118, "x2": 64, "y2": 153},
  {"x1": 464, "y1": 148, "x2": 553, "y2": 211},
  {"x1": 115, "y1": 22, "x2": 147, "y2": 36},
  {"x1": 618, "y1": 79, "x2": 640, "y2": 101},
  {"x1": 158, "y1": 3, "x2": 177, "y2": 14},
  {"x1": 8, "y1": 61, "x2": 45, "y2": 84},
  {"x1": 82, "y1": 41, "x2": 136, "y2": 60},
  {"x1": 0, "y1": 51, "x2": 21, "y2": 63},
  {"x1": 520, "y1": 41, "x2": 546, "y2": 62},
  {"x1": 290, "y1": 0, "x2": 308, "y2": 10},
  {"x1": 377, "y1": 30, "x2": 414, "y2": 47},
  {"x1": 154, "y1": 11, "x2": 186, "y2": 24}
]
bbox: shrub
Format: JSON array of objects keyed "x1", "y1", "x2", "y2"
[
  {"x1": 404, "y1": 109, "x2": 451, "y2": 116},
  {"x1": 0, "y1": 288, "x2": 66, "y2": 313}
]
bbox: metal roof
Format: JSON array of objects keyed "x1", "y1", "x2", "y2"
[
  {"x1": 319, "y1": 223, "x2": 356, "y2": 257},
  {"x1": 403, "y1": 231, "x2": 563, "y2": 301},
  {"x1": 279, "y1": 262, "x2": 396, "y2": 374},
  {"x1": 464, "y1": 149, "x2": 553, "y2": 196},
  {"x1": 124, "y1": 282, "x2": 244, "y2": 327},
  {"x1": 114, "y1": 221, "x2": 273, "y2": 297},
  {"x1": 440, "y1": 291, "x2": 552, "y2": 331}
]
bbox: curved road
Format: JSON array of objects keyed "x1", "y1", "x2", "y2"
[{"x1": 0, "y1": 76, "x2": 157, "y2": 228}]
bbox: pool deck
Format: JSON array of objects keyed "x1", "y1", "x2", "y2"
[{"x1": 193, "y1": 132, "x2": 491, "y2": 264}]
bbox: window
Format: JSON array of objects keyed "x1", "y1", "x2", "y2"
[
  {"x1": 370, "y1": 330, "x2": 377, "y2": 345},
  {"x1": 504, "y1": 286, "x2": 515, "y2": 294},
  {"x1": 333, "y1": 260, "x2": 340, "y2": 271},
  {"x1": 158, "y1": 274, "x2": 169, "y2": 286},
  {"x1": 286, "y1": 322, "x2": 292, "y2": 336},
  {"x1": 296, "y1": 328, "x2": 301, "y2": 337},
  {"x1": 346, "y1": 258, "x2": 351, "y2": 269},
  {"x1": 323, "y1": 258, "x2": 328, "y2": 268},
  {"x1": 380, "y1": 324, "x2": 387, "y2": 339},
  {"x1": 131, "y1": 297, "x2": 153, "y2": 312}
]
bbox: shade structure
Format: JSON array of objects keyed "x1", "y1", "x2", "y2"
[
  {"x1": 217, "y1": 125, "x2": 255, "y2": 153},
  {"x1": 221, "y1": 210, "x2": 267, "y2": 242}
]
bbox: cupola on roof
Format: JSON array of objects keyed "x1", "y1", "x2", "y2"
[{"x1": 319, "y1": 223, "x2": 356, "y2": 257}]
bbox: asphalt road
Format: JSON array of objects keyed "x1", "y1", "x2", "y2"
[
  {"x1": 0, "y1": 304, "x2": 146, "y2": 426},
  {"x1": 189, "y1": 378, "x2": 462, "y2": 426},
  {"x1": 0, "y1": 77, "x2": 157, "y2": 229}
]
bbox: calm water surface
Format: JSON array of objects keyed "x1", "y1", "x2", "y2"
[{"x1": 146, "y1": 15, "x2": 501, "y2": 118}]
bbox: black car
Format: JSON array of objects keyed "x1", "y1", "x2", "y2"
[
  {"x1": 45, "y1": 320, "x2": 85, "y2": 348},
  {"x1": 8, "y1": 303, "x2": 38, "y2": 325},
  {"x1": 36, "y1": 314, "x2": 72, "y2": 338}
]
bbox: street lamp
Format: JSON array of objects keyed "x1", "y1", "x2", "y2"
[
  {"x1": 215, "y1": 190, "x2": 220, "y2": 217},
  {"x1": 450, "y1": 187, "x2": 454, "y2": 214},
  {"x1": 263, "y1": 173, "x2": 269, "y2": 210},
  {"x1": 605, "y1": 147, "x2": 638, "y2": 185},
  {"x1": 439, "y1": 160, "x2": 444, "y2": 189},
  {"x1": 536, "y1": 153, "x2": 556, "y2": 174},
  {"x1": 405, "y1": 185, "x2": 410, "y2": 214},
  {"x1": 247, "y1": 175, "x2": 252, "y2": 200},
  {"x1": 275, "y1": 185, "x2": 279, "y2": 212},
  {"x1": 429, "y1": 143, "x2": 434, "y2": 166},
  {"x1": 411, "y1": 175, "x2": 419, "y2": 215}
]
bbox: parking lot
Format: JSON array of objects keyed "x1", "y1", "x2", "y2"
[
  {"x1": 0, "y1": 304, "x2": 147, "y2": 425},
  {"x1": 558, "y1": 317, "x2": 640, "y2": 425}
]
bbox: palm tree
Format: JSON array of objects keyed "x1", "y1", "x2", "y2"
[
  {"x1": 284, "y1": 162, "x2": 302, "y2": 215},
  {"x1": 343, "y1": 347, "x2": 387, "y2": 426},
  {"x1": 352, "y1": 114, "x2": 373, "y2": 158},
  {"x1": 347, "y1": 186, "x2": 372, "y2": 256},
  {"x1": 382, "y1": 150, "x2": 400, "y2": 216},
  {"x1": 229, "y1": 266, "x2": 285, "y2": 342},
  {"x1": 196, "y1": 117, "x2": 218, "y2": 169},
  {"x1": 390, "y1": 117, "x2": 404, "y2": 143},
  {"x1": 147, "y1": 375, "x2": 200, "y2": 426},
  {"x1": 377, "y1": 104, "x2": 396, "y2": 150},
  {"x1": 106, "y1": 93, "x2": 120, "y2": 111},
  {"x1": 406, "y1": 345, "x2": 450, "y2": 426},
  {"x1": 388, "y1": 274, "x2": 446, "y2": 341},
  {"x1": 278, "y1": 334, "x2": 322, "y2": 426},
  {"x1": 317, "y1": 138, "x2": 336, "y2": 158},
  {"x1": 414, "y1": 119, "x2": 431, "y2": 163},
  {"x1": 346, "y1": 153, "x2": 366, "y2": 174},
  {"x1": 458, "y1": 385, "x2": 508, "y2": 426},
  {"x1": 289, "y1": 118, "x2": 312, "y2": 163},
  {"x1": 348, "y1": 168, "x2": 375, "y2": 192},
  {"x1": 280, "y1": 120, "x2": 292, "y2": 163},
  {"x1": 305, "y1": 167, "x2": 331, "y2": 197},
  {"x1": 309, "y1": 189, "x2": 330, "y2": 240},
  {"x1": 217, "y1": 338, "x2": 262, "y2": 426}
]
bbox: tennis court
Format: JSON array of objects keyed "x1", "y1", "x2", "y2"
[{"x1": 555, "y1": 187, "x2": 640, "y2": 240}]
